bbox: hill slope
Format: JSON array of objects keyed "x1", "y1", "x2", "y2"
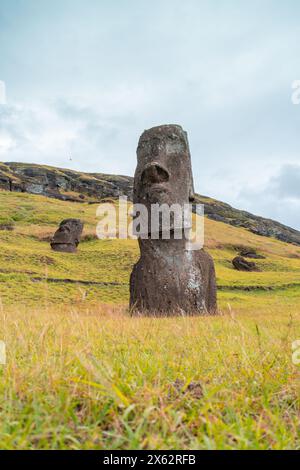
[
  {"x1": 0, "y1": 190, "x2": 300, "y2": 310},
  {"x1": 0, "y1": 189, "x2": 299, "y2": 450},
  {"x1": 1, "y1": 161, "x2": 300, "y2": 246}
]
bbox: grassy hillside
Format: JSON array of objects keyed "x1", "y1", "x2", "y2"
[
  {"x1": 0, "y1": 190, "x2": 299, "y2": 449},
  {"x1": 2, "y1": 161, "x2": 300, "y2": 245},
  {"x1": 0, "y1": 190, "x2": 300, "y2": 311}
]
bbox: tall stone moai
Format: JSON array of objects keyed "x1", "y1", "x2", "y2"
[{"x1": 130, "y1": 124, "x2": 217, "y2": 315}]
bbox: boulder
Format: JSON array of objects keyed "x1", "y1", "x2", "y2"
[{"x1": 232, "y1": 256, "x2": 260, "y2": 272}]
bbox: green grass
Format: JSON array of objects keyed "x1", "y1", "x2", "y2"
[
  {"x1": 0, "y1": 190, "x2": 299, "y2": 449},
  {"x1": 1, "y1": 190, "x2": 300, "y2": 308}
]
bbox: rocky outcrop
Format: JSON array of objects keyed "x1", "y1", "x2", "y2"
[
  {"x1": 1, "y1": 161, "x2": 300, "y2": 246},
  {"x1": 194, "y1": 195, "x2": 300, "y2": 246},
  {"x1": 0, "y1": 162, "x2": 133, "y2": 202}
]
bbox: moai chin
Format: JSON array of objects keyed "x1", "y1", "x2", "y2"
[
  {"x1": 51, "y1": 219, "x2": 84, "y2": 253},
  {"x1": 130, "y1": 124, "x2": 217, "y2": 315}
]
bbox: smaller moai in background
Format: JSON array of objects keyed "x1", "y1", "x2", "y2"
[
  {"x1": 232, "y1": 256, "x2": 260, "y2": 272},
  {"x1": 51, "y1": 219, "x2": 84, "y2": 253}
]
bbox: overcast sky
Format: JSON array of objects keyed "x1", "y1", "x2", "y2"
[{"x1": 1, "y1": 0, "x2": 300, "y2": 228}]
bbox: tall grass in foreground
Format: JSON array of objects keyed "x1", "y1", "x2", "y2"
[{"x1": 0, "y1": 303, "x2": 299, "y2": 450}]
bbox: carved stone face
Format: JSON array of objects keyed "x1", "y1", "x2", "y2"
[
  {"x1": 133, "y1": 125, "x2": 195, "y2": 236},
  {"x1": 51, "y1": 219, "x2": 84, "y2": 253},
  {"x1": 134, "y1": 125, "x2": 195, "y2": 207}
]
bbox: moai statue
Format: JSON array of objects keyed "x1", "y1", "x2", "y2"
[
  {"x1": 232, "y1": 256, "x2": 260, "y2": 272},
  {"x1": 130, "y1": 124, "x2": 217, "y2": 315},
  {"x1": 51, "y1": 219, "x2": 84, "y2": 253}
]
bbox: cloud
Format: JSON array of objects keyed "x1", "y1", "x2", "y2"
[
  {"x1": 269, "y1": 164, "x2": 300, "y2": 200},
  {"x1": 0, "y1": 97, "x2": 144, "y2": 174},
  {"x1": 238, "y1": 165, "x2": 300, "y2": 229},
  {"x1": 0, "y1": 103, "x2": 78, "y2": 165},
  {"x1": 0, "y1": 130, "x2": 15, "y2": 154},
  {"x1": 1, "y1": 0, "x2": 300, "y2": 229}
]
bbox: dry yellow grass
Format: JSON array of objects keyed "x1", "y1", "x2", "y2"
[
  {"x1": 0, "y1": 191, "x2": 299, "y2": 449},
  {"x1": 0, "y1": 302, "x2": 299, "y2": 449}
]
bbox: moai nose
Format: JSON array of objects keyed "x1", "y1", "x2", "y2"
[{"x1": 141, "y1": 163, "x2": 169, "y2": 186}]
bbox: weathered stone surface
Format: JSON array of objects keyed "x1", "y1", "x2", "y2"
[
  {"x1": 130, "y1": 238, "x2": 217, "y2": 314},
  {"x1": 130, "y1": 124, "x2": 217, "y2": 315},
  {"x1": 232, "y1": 256, "x2": 260, "y2": 272},
  {"x1": 51, "y1": 219, "x2": 84, "y2": 253}
]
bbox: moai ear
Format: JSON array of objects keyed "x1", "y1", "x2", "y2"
[
  {"x1": 189, "y1": 178, "x2": 195, "y2": 202},
  {"x1": 183, "y1": 131, "x2": 195, "y2": 202}
]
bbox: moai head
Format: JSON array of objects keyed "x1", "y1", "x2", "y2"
[
  {"x1": 51, "y1": 219, "x2": 84, "y2": 253},
  {"x1": 134, "y1": 124, "x2": 195, "y2": 206},
  {"x1": 133, "y1": 125, "x2": 195, "y2": 237}
]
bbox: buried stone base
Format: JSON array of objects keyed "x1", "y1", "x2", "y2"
[{"x1": 130, "y1": 238, "x2": 217, "y2": 316}]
